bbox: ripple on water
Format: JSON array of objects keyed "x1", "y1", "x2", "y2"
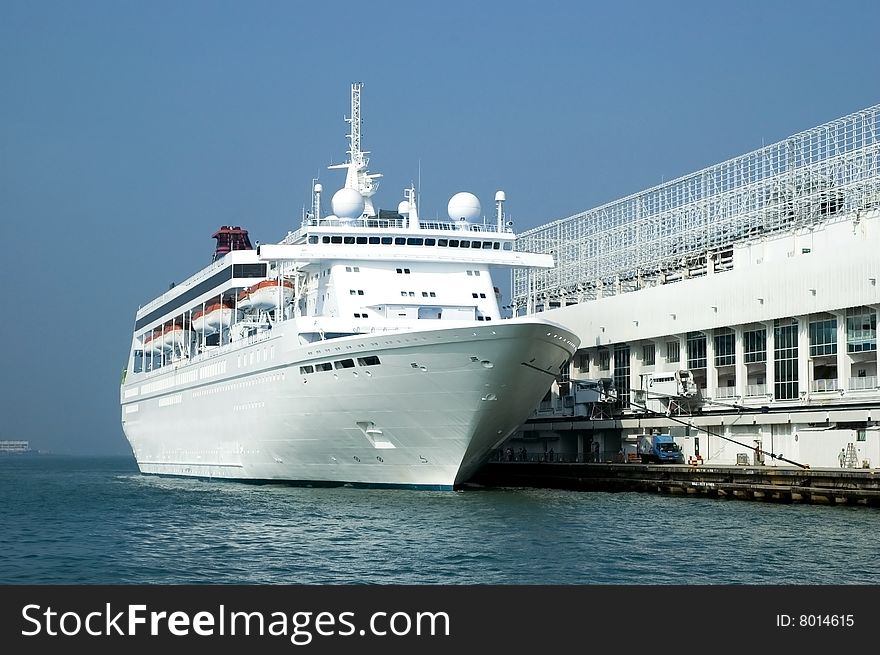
[{"x1": 2, "y1": 457, "x2": 880, "y2": 584}]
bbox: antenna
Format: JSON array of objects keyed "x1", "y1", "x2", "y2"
[{"x1": 327, "y1": 82, "x2": 382, "y2": 217}]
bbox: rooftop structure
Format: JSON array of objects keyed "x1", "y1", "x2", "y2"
[{"x1": 512, "y1": 104, "x2": 880, "y2": 313}]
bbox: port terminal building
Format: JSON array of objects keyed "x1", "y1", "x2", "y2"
[{"x1": 506, "y1": 104, "x2": 880, "y2": 470}]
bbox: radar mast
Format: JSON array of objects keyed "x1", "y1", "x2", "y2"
[{"x1": 328, "y1": 82, "x2": 382, "y2": 217}]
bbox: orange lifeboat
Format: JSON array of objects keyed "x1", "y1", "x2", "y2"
[
  {"x1": 161, "y1": 323, "x2": 191, "y2": 351},
  {"x1": 238, "y1": 278, "x2": 294, "y2": 311},
  {"x1": 142, "y1": 321, "x2": 190, "y2": 354},
  {"x1": 142, "y1": 328, "x2": 165, "y2": 355},
  {"x1": 192, "y1": 302, "x2": 240, "y2": 335}
]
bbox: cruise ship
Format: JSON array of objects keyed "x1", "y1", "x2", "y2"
[{"x1": 119, "y1": 83, "x2": 580, "y2": 489}]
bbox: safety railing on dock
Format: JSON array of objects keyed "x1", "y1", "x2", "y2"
[{"x1": 491, "y1": 449, "x2": 619, "y2": 464}]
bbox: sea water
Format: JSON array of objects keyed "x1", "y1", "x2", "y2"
[{"x1": 2, "y1": 455, "x2": 878, "y2": 584}]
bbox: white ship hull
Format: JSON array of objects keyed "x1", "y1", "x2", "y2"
[{"x1": 121, "y1": 320, "x2": 577, "y2": 489}]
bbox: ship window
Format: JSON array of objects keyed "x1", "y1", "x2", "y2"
[
  {"x1": 422, "y1": 292, "x2": 429, "y2": 297},
  {"x1": 316, "y1": 362, "x2": 333, "y2": 371},
  {"x1": 449, "y1": 239, "x2": 459, "y2": 247},
  {"x1": 438, "y1": 239, "x2": 448, "y2": 247},
  {"x1": 460, "y1": 240, "x2": 470, "y2": 248},
  {"x1": 358, "y1": 356, "x2": 381, "y2": 366},
  {"x1": 408, "y1": 291, "x2": 415, "y2": 297},
  {"x1": 346, "y1": 266, "x2": 352, "y2": 272},
  {"x1": 353, "y1": 266, "x2": 359, "y2": 272},
  {"x1": 334, "y1": 358, "x2": 355, "y2": 369},
  {"x1": 381, "y1": 237, "x2": 393, "y2": 245},
  {"x1": 331, "y1": 236, "x2": 342, "y2": 244},
  {"x1": 485, "y1": 317, "x2": 491, "y2": 321},
  {"x1": 472, "y1": 293, "x2": 479, "y2": 298},
  {"x1": 401, "y1": 291, "x2": 407, "y2": 296},
  {"x1": 430, "y1": 292, "x2": 436, "y2": 297},
  {"x1": 480, "y1": 293, "x2": 486, "y2": 298},
  {"x1": 232, "y1": 264, "x2": 268, "y2": 278},
  {"x1": 369, "y1": 236, "x2": 380, "y2": 244},
  {"x1": 344, "y1": 236, "x2": 355, "y2": 244},
  {"x1": 350, "y1": 290, "x2": 357, "y2": 295},
  {"x1": 322, "y1": 236, "x2": 331, "y2": 243},
  {"x1": 474, "y1": 271, "x2": 480, "y2": 276},
  {"x1": 395, "y1": 237, "x2": 406, "y2": 245},
  {"x1": 477, "y1": 316, "x2": 484, "y2": 321},
  {"x1": 407, "y1": 237, "x2": 424, "y2": 246},
  {"x1": 502, "y1": 242, "x2": 512, "y2": 250},
  {"x1": 356, "y1": 237, "x2": 367, "y2": 244},
  {"x1": 425, "y1": 238, "x2": 436, "y2": 246},
  {"x1": 467, "y1": 271, "x2": 473, "y2": 276},
  {"x1": 358, "y1": 290, "x2": 364, "y2": 295},
  {"x1": 482, "y1": 241, "x2": 492, "y2": 249},
  {"x1": 300, "y1": 365, "x2": 314, "y2": 374},
  {"x1": 354, "y1": 313, "x2": 361, "y2": 318},
  {"x1": 404, "y1": 268, "x2": 410, "y2": 274},
  {"x1": 397, "y1": 268, "x2": 403, "y2": 273},
  {"x1": 492, "y1": 242, "x2": 500, "y2": 250},
  {"x1": 308, "y1": 236, "x2": 318, "y2": 244}
]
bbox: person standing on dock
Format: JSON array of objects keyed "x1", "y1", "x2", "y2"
[{"x1": 839, "y1": 448, "x2": 846, "y2": 468}]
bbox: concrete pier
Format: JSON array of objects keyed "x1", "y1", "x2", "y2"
[{"x1": 466, "y1": 462, "x2": 880, "y2": 506}]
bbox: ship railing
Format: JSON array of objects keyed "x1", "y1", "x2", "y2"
[{"x1": 281, "y1": 218, "x2": 512, "y2": 244}]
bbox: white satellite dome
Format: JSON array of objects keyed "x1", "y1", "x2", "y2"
[
  {"x1": 331, "y1": 187, "x2": 365, "y2": 220},
  {"x1": 447, "y1": 192, "x2": 481, "y2": 222},
  {"x1": 397, "y1": 200, "x2": 410, "y2": 215}
]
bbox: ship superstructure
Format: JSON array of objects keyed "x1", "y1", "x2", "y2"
[{"x1": 120, "y1": 83, "x2": 579, "y2": 488}]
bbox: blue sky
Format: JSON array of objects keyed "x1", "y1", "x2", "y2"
[{"x1": 1, "y1": 0, "x2": 878, "y2": 454}]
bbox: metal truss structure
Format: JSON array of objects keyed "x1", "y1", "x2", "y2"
[{"x1": 512, "y1": 104, "x2": 880, "y2": 313}]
